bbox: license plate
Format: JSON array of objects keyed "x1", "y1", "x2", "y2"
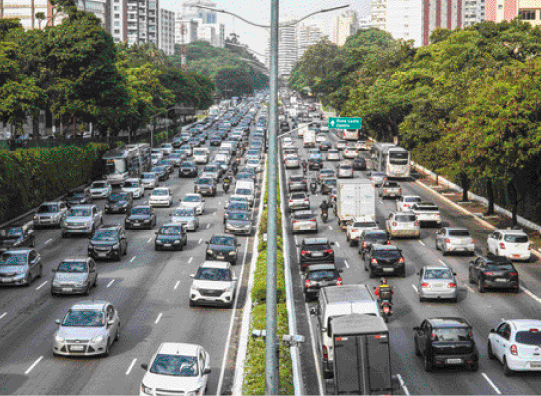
[
  {"x1": 300, "y1": 226, "x2": 312, "y2": 230},
  {"x1": 70, "y1": 345, "x2": 84, "y2": 351},
  {"x1": 164, "y1": 244, "x2": 171, "y2": 247},
  {"x1": 530, "y1": 362, "x2": 541, "y2": 368},
  {"x1": 383, "y1": 268, "x2": 394, "y2": 272},
  {"x1": 495, "y1": 278, "x2": 507, "y2": 282},
  {"x1": 217, "y1": 255, "x2": 224, "y2": 259},
  {"x1": 513, "y1": 254, "x2": 521, "y2": 258},
  {"x1": 97, "y1": 253, "x2": 107, "y2": 257},
  {"x1": 62, "y1": 288, "x2": 73, "y2": 292},
  {"x1": 1, "y1": 278, "x2": 11, "y2": 282},
  {"x1": 446, "y1": 358, "x2": 463, "y2": 365},
  {"x1": 312, "y1": 252, "x2": 323, "y2": 257},
  {"x1": 434, "y1": 283, "x2": 444, "y2": 288}
]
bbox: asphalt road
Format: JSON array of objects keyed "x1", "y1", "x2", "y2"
[
  {"x1": 283, "y1": 125, "x2": 541, "y2": 395},
  {"x1": 0, "y1": 122, "x2": 263, "y2": 395}
]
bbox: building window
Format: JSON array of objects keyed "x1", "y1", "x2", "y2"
[
  {"x1": 114, "y1": 29, "x2": 120, "y2": 33},
  {"x1": 114, "y1": 13, "x2": 120, "y2": 18},
  {"x1": 519, "y1": 10, "x2": 536, "y2": 20},
  {"x1": 114, "y1": 21, "x2": 120, "y2": 26}
]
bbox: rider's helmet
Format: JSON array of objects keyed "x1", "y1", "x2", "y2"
[{"x1": 381, "y1": 278, "x2": 387, "y2": 285}]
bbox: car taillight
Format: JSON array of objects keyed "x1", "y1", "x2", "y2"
[
  {"x1": 421, "y1": 283, "x2": 430, "y2": 288},
  {"x1": 528, "y1": 244, "x2": 531, "y2": 250},
  {"x1": 336, "y1": 278, "x2": 342, "y2": 286},
  {"x1": 392, "y1": 222, "x2": 397, "y2": 226},
  {"x1": 471, "y1": 239, "x2": 475, "y2": 244},
  {"x1": 383, "y1": 189, "x2": 388, "y2": 193},
  {"x1": 500, "y1": 243, "x2": 506, "y2": 249},
  {"x1": 484, "y1": 271, "x2": 494, "y2": 276},
  {"x1": 351, "y1": 228, "x2": 358, "y2": 232},
  {"x1": 301, "y1": 251, "x2": 309, "y2": 256},
  {"x1": 448, "y1": 283, "x2": 457, "y2": 288},
  {"x1": 404, "y1": 204, "x2": 409, "y2": 208},
  {"x1": 510, "y1": 344, "x2": 518, "y2": 355},
  {"x1": 398, "y1": 257, "x2": 405, "y2": 263},
  {"x1": 371, "y1": 258, "x2": 377, "y2": 264},
  {"x1": 445, "y1": 239, "x2": 451, "y2": 243},
  {"x1": 386, "y1": 240, "x2": 391, "y2": 245},
  {"x1": 322, "y1": 346, "x2": 328, "y2": 361},
  {"x1": 414, "y1": 221, "x2": 419, "y2": 226},
  {"x1": 292, "y1": 220, "x2": 298, "y2": 224},
  {"x1": 289, "y1": 199, "x2": 293, "y2": 202},
  {"x1": 509, "y1": 272, "x2": 518, "y2": 276},
  {"x1": 362, "y1": 242, "x2": 367, "y2": 248},
  {"x1": 325, "y1": 249, "x2": 334, "y2": 255},
  {"x1": 305, "y1": 279, "x2": 311, "y2": 288}
]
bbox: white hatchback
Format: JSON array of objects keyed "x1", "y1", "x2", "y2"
[
  {"x1": 122, "y1": 178, "x2": 144, "y2": 199},
  {"x1": 343, "y1": 147, "x2": 359, "y2": 159},
  {"x1": 487, "y1": 229, "x2": 531, "y2": 261},
  {"x1": 181, "y1": 193, "x2": 206, "y2": 215},
  {"x1": 396, "y1": 195, "x2": 422, "y2": 212},
  {"x1": 149, "y1": 187, "x2": 173, "y2": 207}
]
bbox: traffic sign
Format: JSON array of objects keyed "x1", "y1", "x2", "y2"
[{"x1": 328, "y1": 117, "x2": 362, "y2": 130}]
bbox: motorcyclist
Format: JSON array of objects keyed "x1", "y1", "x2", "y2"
[
  {"x1": 319, "y1": 200, "x2": 329, "y2": 216},
  {"x1": 302, "y1": 160, "x2": 308, "y2": 174},
  {"x1": 374, "y1": 278, "x2": 394, "y2": 302}
]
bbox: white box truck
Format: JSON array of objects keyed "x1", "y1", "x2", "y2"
[
  {"x1": 335, "y1": 180, "x2": 375, "y2": 230},
  {"x1": 303, "y1": 129, "x2": 316, "y2": 148}
]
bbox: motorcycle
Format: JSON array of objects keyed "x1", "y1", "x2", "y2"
[
  {"x1": 321, "y1": 210, "x2": 328, "y2": 223},
  {"x1": 380, "y1": 299, "x2": 393, "y2": 323},
  {"x1": 310, "y1": 181, "x2": 317, "y2": 194},
  {"x1": 223, "y1": 181, "x2": 231, "y2": 193}
]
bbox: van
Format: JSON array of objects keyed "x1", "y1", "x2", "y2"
[
  {"x1": 193, "y1": 148, "x2": 210, "y2": 164},
  {"x1": 310, "y1": 285, "x2": 380, "y2": 377},
  {"x1": 234, "y1": 180, "x2": 255, "y2": 207}
]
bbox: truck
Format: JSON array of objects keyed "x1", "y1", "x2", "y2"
[
  {"x1": 298, "y1": 124, "x2": 308, "y2": 138},
  {"x1": 327, "y1": 314, "x2": 394, "y2": 395},
  {"x1": 335, "y1": 180, "x2": 376, "y2": 230},
  {"x1": 303, "y1": 129, "x2": 316, "y2": 148}
]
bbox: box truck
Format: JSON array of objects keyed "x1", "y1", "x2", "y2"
[{"x1": 335, "y1": 180, "x2": 375, "y2": 230}]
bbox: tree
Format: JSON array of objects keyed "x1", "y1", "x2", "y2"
[{"x1": 35, "y1": 12, "x2": 46, "y2": 29}]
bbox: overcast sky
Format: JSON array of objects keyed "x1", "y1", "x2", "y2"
[{"x1": 160, "y1": 0, "x2": 371, "y2": 61}]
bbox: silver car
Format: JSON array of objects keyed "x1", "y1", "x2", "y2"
[
  {"x1": 141, "y1": 172, "x2": 158, "y2": 189},
  {"x1": 327, "y1": 149, "x2": 340, "y2": 161},
  {"x1": 396, "y1": 195, "x2": 422, "y2": 212},
  {"x1": 368, "y1": 171, "x2": 387, "y2": 187},
  {"x1": 0, "y1": 249, "x2": 42, "y2": 286},
  {"x1": 418, "y1": 266, "x2": 458, "y2": 302},
  {"x1": 170, "y1": 207, "x2": 200, "y2": 231},
  {"x1": 34, "y1": 201, "x2": 68, "y2": 228},
  {"x1": 224, "y1": 211, "x2": 252, "y2": 235},
  {"x1": 53, "y1": 300, "x2": 120, "y2": 357},
  {"x1": 386, "y1": 211, "x2": 420, "y2": 238},
  {"x1": 288, "y1": 192, "x2": 310, "y2": 212},
  {"x1": 435, "y1": 227, "x2": 475, "y2": 256},
  {"x1": 180, "y1": 193, "x2": 205, "y2": 215},
  {"x1": 61, "y1": 205, "x2": 103, "y2": 237},
  {"x1": 338, "y1": 161, "x2": 354, "y2": 178},
  {"x1": 189, "y1": 261, "x2": 237, "y2": 307},
  {"x1": 51, "y1": 257, "x2": 98, "y2": 295},
  {"x1": 379, "y1": 181, "x2": 402, "y2": 199},
  {"x1": 285, "y1": 154, "x2": 300, "y2": 169},
  {"x1": 291, "y1": 210, "x2": 318, "y2": 234},
  {"x1": 89, "y1": 181, "x2": 112, "y2": 199}
]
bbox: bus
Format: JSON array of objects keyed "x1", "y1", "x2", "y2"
[
  {"x1": 102, "y1": 144, "x2": 151, "y2": 185},
  {"x1": 373, "y1": 144, "x2": 411, "y2": 179},
  {"x1": 343, "y1": 129, "x2": 360, "y2": 141}
]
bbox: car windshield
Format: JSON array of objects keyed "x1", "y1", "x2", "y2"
[
  {"x1": 229, "y1": 213, "x2": 249, "y2": 221},
  {"x1": 0, "y1": 228, "x2": 23, "y2": 237},
  {"x1": 304, "y1": 243, "x2": 330, "y2": 251},
  {"x1": 210, "y1": 236, "x2": 235, "y2": 246},
  {"x1": 0, "y1": 252, "x2": 27, "y2": 266},
  {"x1": 159, "y1": 226, "x2": 183, "y2": 235},
  {"x1": 142, "y1": 173, "x2": 156, "y2": 179},
  {"x1": 291, "y1": 194, "x2": 306, "y2": 200},
  {"x1": 372, "y1": 173, "x2": 386, "y2": 177},
  {"x1": 515, "y1": 330, "x2": 541, "y2": 345},
  {"x1": 432, "y1": 328, "x2": 470, "y2": 342},
  {"x1": 69, "y1": 192, "x2": 85, "y2": 198},
  {"x1": 183, "y1": 195, "x2": 201, "y2": 202},
  {"x1": 448, "y1": 230, "x2": 470, "y2": 237},
  {"x1": 199, "y1": 179, "x2": 213, "y2": 185},
  {"x1": 109, "y1": 193, "x2": 128, "y2": 202},
  {"x1": 173, "y1": 208, "x2": 194, "y2": 217},
  {"x1": 93, "y1": 230, "x2": 118, "y2": 241},
  {"x1": 150, "y1": 354, "x2": 199, "y2": 377},
  {"x1": 57, "y1": 261, "x2": 88, "y2": 273},
  {"x1": 131, "y1": 207, "x2": 150, "y2": 215},
  {"x1": 38, "y1": 204, "x2": 59, "y2": 213},
  {"x1": 293, "y1": 212, "x2": 314, "y2": 220},
  {"x1": 353, "y1": 221, "x2": 377, "y2": 228},
  {"x1": 62, "y1": 310, "x2": 105, "y2": 327},
  {"x1": 152, "y1": 189, "x2": 169, "y2": 196},
  {"x1": 424, "y1": 269, "x2": 453, "y2": 279},
  {"x1": 67, "y1": 208, "x2": 91, "y2": 217},
  {"x1": 247, "y1": 160, "x2": 259, "y2": 165},
  {"x1": 416, "y1": 205, "x2": 439, "y2": 212},
  {"x1": 486, "y1": 263, "x2": 514, "y2": 270},
  {"x1": 504, "y1": 235, "x2": 529, "y2": 243},
  {"x1": 196, "y1": 267, "x2": 231, "y2": 281},
  {"x1": 123, "y1": 181, "x2": 138, "y2": 188},
  {"x1": 308, "y1": 270, "x2": 336, "y2": 281},
  {"x1": 374, "y1": 249, "x2": 401, "y2": 259},
  {"x1": 229, "y1": 203, "x2": 249, "y2": 211},
  {"x1": 406, "y1": 197, "x2": 422, "y2": 203},
  {"x1": 181, "y1": 162, "x2": 194, "y2": 167},
  {"x1": 396, "y1": 215, "x2": 416, "y2": 222},
  {"x1": 91, "y1": 182, "x2": 107, "y2": 189},
  {"x1": 323, "y1": 179, "x2": 337, "y2": 186}
]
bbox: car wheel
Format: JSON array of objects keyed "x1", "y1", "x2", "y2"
[
  {"x1": 414, "y1": 339, "x2": 421, "y2": 356},
  {"x1": 442, "y1": 247, "x2": 448, "y2": 256},
  {"x1": 38, "y1": 265, "x2": 42, "y2": 278},
  {"x1": 479, "y1": 278, "x2": 485, "y2": 293},
  {"x1": 115, "y1": 325, "x2": 120, "y2": 341},
  {"x1": 469, "y1": 361, "x2": 479, "y2": 372},
  {"x1": 424, "y1": 355, "x2": 433, "y2": 372},
  {"x1": 487, "y1": 341, "x2": 495, "y2": 360},
  {"x1": 513, "y1": 287, "x2": 519, "y2": 294},
  {"x1": 84, "y1": 284, "x2": 90, "y2": 296},
  {"x1": 369, "y1": 268, "x2": 374, "y2": 279},
  {"x1": 468, "y1": 271, "x2": 475, "y2": 284},
  {"x1": 503, "y1": 357, "x2": 513, "y2": 376},
  {"x1": 93, "y1": 276, "x2": 98, "y2": 288},
  {"x1": 31, "y1": 238, "x2": 35, "y2": 247},
  {"x1": 155, "y1": 245, "x2": 161, "y2": 251},
  {"x1": 23, "y1": 274, "x2": 31, "y2": 287},
  {"x1": 103, "y1": 338, "x2": 110, "y2": 357},
  {"x1": 62, "y1": 232, "x2": 67, "y2": 238},
  {"x1": 189, "y1": 299, "x2": 196, "y2": 307}
]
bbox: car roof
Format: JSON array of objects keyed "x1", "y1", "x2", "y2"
[
  {"x1": 498, "y1": 229, "x2": 527, "y2": 235},
  {"x1": 69, "y1": 205, "x2": 95, "y2": 209},
  {"x1": 70, "y1": 300, "x2": 110, "y2": 311},
  {"x1": 153, "y1": 187, "x2": 170, "y2": 191},
  {"x1": 372, "y1": 244, "x2": 399, "y2": 250},
  {"x1": 201, "y1": 260, "x2": 230, "y2": 269},
  {"x1": 427, "y1": 317, "x2": 470, "y2": 328},
  {"x1": 62, "y1": 257, "x2": 90, "y2": 262},
  {"x1": 353, "y1": 216, "x2": 375, "y2": 222},
  {"x1": 162, "y1": 222, "x2": 186, "y2": 228},
  {"x1": 302, "y1": 238, "x2": 329, "y2": 245},
  {"x1": 444, "y1": 227, "x2": 469, "y2": 232},
  {"x1": 157, "y1": 342, "x2": 200, "y2": 356},
  {"x1": 125, "y1": 178, "x2": 140, "y2": 181},
  {"x1": 423, "y1": 266, "x2": 452, "y2": 271},
  {"x1": 133, "y1": 205, "x2": 151, "y2": 209},
  {"x1": 98, "y1": 224, "x2": 120, "y2": 230}
]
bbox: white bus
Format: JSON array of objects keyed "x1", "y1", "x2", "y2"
[
  {"x1": 374, "y1": 144, "x2": 411, "y2": 179},
  {"x1": 343, "y1": 129, "x2": 360, "y2": 141}
]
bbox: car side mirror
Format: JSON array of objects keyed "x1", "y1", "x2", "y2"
[
  {"x1": 237, "y1": 243, "x2": 241, "y2": 247},
  {"x1": 52, "y1": 268, "x2": 57, "y2": 272},
  {"x1": 338, "y1": 269, "x2": 343, "y2": 273},
  {"x1": 205, "y1": 241, "x2": 209, "y2": 245},
  {"x1": 140, "y1": 363, "x2": 149, "y2": 370},
  {"x1": 453, "y1": 272, "x2": 457, "y2": 276},
  {"x1": 489, "y1": 328, "x2": 495, "y2": 333},
  {"x1": 203, "y1": 368, "x2": 211, "y2": 375},
  {"x1": 413, "y1": 326, "x2": 420, "y2": 331},
  {"x1": 55, "y1": 319, "x2": 61, "y2": 325}
]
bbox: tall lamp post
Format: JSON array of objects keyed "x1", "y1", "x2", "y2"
[{"x1": 197, "y1": 4, "x2": 348, "y2": 395}]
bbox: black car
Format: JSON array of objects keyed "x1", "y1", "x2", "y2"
[
  {"x1": 364, "y1": 244, "x2": 406, "y2": 278},
  {"x1": 124, "y1": 206, "x2": 157, "y2": 230},
  {"x1": 308, "y1": 158, "x2": 322, "y2": 171},
  {"x1": 194, "y1": 176, "x2": 217, "y2": 196},
  {"x1": 468, "y1": 254, "x2": 519, "y2": 293},
  {"x1": 155, "y1": 223, "x2": 188, "y2": 251},
  {"x1": 319, "y1": 141, "x2": 332, "y2": 152},
  {"x1": 179, "y1": 160, "x2": 198, "y2": 178},
  {"x1": 210, "y1": 137, "x2": 222, "y2": 146},
  {"x1": 358, "y1": 230, "x2": 390, "y2": 259},
  {"x1": 64, "y1": 189, "x2": 91, "y2": 207},
  {"x1": 0, "y1": 223, "x2": 35, "y2": 253},
  {"x1": 298, "y1": 238, "x2": 335, "y2": 271},
  {"x1": 105, "y1": 192, "x2": 133, "y2": 214},
  {"x1": 280, "y1": 121, "x2": 290, "y2": 132},
  {"x1": 88, "y1": 224, "x2": 128, "y2": 261},
  {"x1": 321, "y1": 178, "x2": 337, "y2": 195},
  {"x1": 352, "y1": 157, "x2": 367, "y2": 171},
  {"x1": 303, "y1": 263, "x2": 343, "y2": 301},
  {"x1": 151, "y1": 166, "x2": 169, "y2": 181},
  {"x1": 414, "y1": 317, "x2": 479, "y2": 372},
  {"x1": 205, "y1": 234, "x2": 240, "y2": 265}
]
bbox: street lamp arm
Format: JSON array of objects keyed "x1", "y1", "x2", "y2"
[
  {"x1": 196, "y1": 5, "x2": 271, "y2": 28},
  {"x1": 279, "y1": 5, "x2": 350, "y2": 26}
]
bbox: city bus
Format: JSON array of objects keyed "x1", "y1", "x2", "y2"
[
  {"x1": 374, "y1": 144, "x2": 411, "y2": 179},
  {"x1": 343, "y1": 129, "x2": 360, "y2": 141},
  {"x1": 102, "y1": 144, "x2": 151, "y2": 185}
]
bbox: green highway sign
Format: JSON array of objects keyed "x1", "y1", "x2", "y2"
[{"x1": 328, "y1": 117, "x2": 362, "y2": 130}]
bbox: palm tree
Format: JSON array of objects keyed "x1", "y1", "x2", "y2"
[{"x1": 35, "y1": 12, "x2": 46, "y2": 29}]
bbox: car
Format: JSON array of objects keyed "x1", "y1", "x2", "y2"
[
  {"x1": 298, "y1": 237, "x2": 335, "y2": 271},
  {"x1": 396, "y1": 195, "x2": 422, "y2": 212},
  {"x1": 488, "y1": 319, "x2": 541, "y2": 375},
  {"x1": 155, "y1": 223, "x2": 188, "y2": 251},
  {"x1": 179, "y1": 145, "x2": 193, "y2": 157},
  {"x1": 364, "y1": 244, "x2": 406, "y2": 278},
  {"x1": 321, "y1": 177, "x2": 337, "y2": 195},
  {"x1": 327, "y1": 149, "x2": 340, "y2": 161},
  {"x1": 124, "y1": 205, "x2": 157, "y2": 230},
  {"x1": 346, "y1": 216, "x2": 379, "y2": 246},
  {"x1": 0, "y1": 223, "x2": 35, "y2": 252},
  {"x1": 88, "y1": 224, "x2": 128, "y2": 261},
  {"x1": 284, "y1": 147, "x2": 298, "y2": 156},
  {"x1": 170, "y1": 207, "x2": 200, "y2": 231},
  {"x1": 468, "y1": 254, "x2": 519, "y2": 293},
  {"x1": 205, "y1": 234, "x2": 240, "y2": 265},
  {"x1": 0, "y1": 248, "x2": 42, "y2": 286},
  {"x1": 288, "y1": 175, "x2": 307, "y2": 192},
  {"x1": 189, "y1": 261, "x2": 238, "y2": 307},
  {"x1": 291, "y1": 210, "x2": 318, "y2": 234},
  {"x1": 379, "y1": 181, "x2": 402, "y2": 198},
  {"x1": 194, "y1": 176, "x2": 218, "y2": 197},
  {"x1": 246, "y1": 158, "x2": 263, "y2": 173},
  {"x1": 284, "y1": 154, "x2": 300, "y2": 169},
  {"x1": 224, "y1": 200, "x2": 250, "y2": 221},
  {"x1": 486, "y1": 229, "x2": 531, "y2": 262},
  {"x1": 288, "y1": 192, "x2": 310, "y2": 212},
  {"x1": 151, "y1": 166, "x2": 169, "y2": 181},
  {"x1": 51, "y1": 257, "x2": 98, "y2": 295},
  {"x1": 282, "y1": 136, "x2": 293, "y2": 148},
  {"x1": 62, "y1": 205, "x2": 103, "y2": 237},
  {"x1": 157, "y1": 159, "x2": 174, "y2": 174},
  {"x1": 355, "y1": 140, "x2": 368, "y2": 150},
  {"x1": 303, "y1": 263, "x2": 342, "y2": 301},
  {"x1": 358, "y1": 230, "x2": 390, "y2": 259},
  {"x1": 179, "y1": 160, "x2": 198, "y2": 178},
  {"x1": 202, "y1": 164, "x2": 222, "y2": 181},
  {"x1": 367, "y1": 171, "x2": 387, "y2": 187},
  {"x1": 386, "y1": 211, "x2": 420, "y2": 239},
  {"x1": 418, "y1": 266, "x2": 458, "y2": 302},
  {"x1": 105, "y1": 192, "x2": 133, "y2": 214},
  {"x1": 149, "y1": 187, "x2": 173, "y2": 207},
  {"x1": 319, "y1": 141, "x2": 332, "y2": 152},
  {"x1": 316, "y1": 169, "x2": 336, "y2": 184},
  {"x1": 53, "y1": 300, "x2": 120, "y2": 357},
  {"x1": 33, "y1": 201, "x2": 69, "y2": 228},
  {"x1": 338, "y1": 161, "x2": 354, "y2": 178},
  {"x1": 122, "y1": 178, "x2": 144, "y2": 199},
  {"x1": 224, "y1": 195, "x2": 250, "y2": 211},
  {"x1": 139, "y1": 342, "x2": 211, "y2": 396},
  {"x1": 352, "y1": 157, "x2": 367, "y2": 171},
  {"x1": 412, "y1": 202, "x2": 442, "y2": 226},
  {"x1": 150, "y1": 154, "x2": 160, "y2": 166},
  {"x1": 64, "y1": 189, "x2": 91, "y2": 207},
  {"x1": 343, "y1": 147, "x2": 359, "y2": 159},
  {"x1": 89, "y1": 180, "x2": 112, "y2": 199},
  {"x1": 414, "y1": 317, "x2": 479, "y2": 372},
  {"x1": 315, "y1": 134, "x2": 327, "y2": 143},
  {"x1": 181, "y1": 193, "x2": 206, "y2": 215},
  {"x1": 160, "y1": 143, "x2": 173, "y2": 155},
  {"x1": 435, "y1": 227, "x2": 475, "y2": 256},
  {"x1": 224, "y1": 211, "x2": 252, "y2": 235},
  {"x1": 336, "y1": 140, "x2": 347, "y2": 151},
  {"x1": 141, "y1": 172, "x2": 159, "y2": 189},
  {"x1": 169, "y1": 152, "x2": 184, "y2": 166},
  {"x1": 308, "y1": 155, "x2": 323, "y2": 170}
]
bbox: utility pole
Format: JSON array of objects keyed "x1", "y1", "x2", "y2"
[{"x1": 180, "y1": 22, "x2": 187, "y2": 69}]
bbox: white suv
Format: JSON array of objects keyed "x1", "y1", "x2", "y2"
[
  {"x1": 488, "y1": 319, "x2": 541, "y2": 375},
  {"x1": 487, "y1": 229, "x2": 531, "y2": 261},
  {"x1": 189, "y1": 261, "x2": 237, "y2": 307},
  {"x1": 386, "y1": 211, "x2": 420, "y2": 239},
  {"x1": 396, "y1": 195, "x2": 422, "y2": 212},
  {"x1": 346, "y1": 216, "x2": 379, "y2": 246}
]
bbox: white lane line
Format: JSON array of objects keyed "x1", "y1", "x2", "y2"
[
  {"x1": 130, "y1": 256, "x2": 136, "y2": 263},
  {"x1": 344, "y1": 260, "x2": 349, "y2": 268},
  {"x1": 412, "y1": 284, "x2": 419, "y2": 293},
  {"x1": 482, "y1": 373, "x2": 502, "y2": 395},
  {"x1": 396, "y1": 374, "x2": 411, "y2": 396},
  {"x1": 198, "y1": 239, "x2": 202, "y2": 245},
  {"x1": 466, "y1": 285, "x2": 475, "y2": 293},
  {"x1": 438, "y1": 259, "x2": 447, "y2": 267},
  {"x1": 336, "y1": 242, "x2": 340, "y2": 248},
  {"x1": 419, "y1": 240, "x2": 425, "y2": 246},
  {"x1": 147, "y1": 238, "x2": 152, "y2": 243},
  {"x1": 107, "y1": 279, "x2": 115, "y2": 288},
  {"x1": 294, "y1": 235, "x2": 298, "y2": 245},
  {"x1": 174, "y1": 280, "x2": 180, "y2": 290},
  {"x1": 44, "y1": 239, "x2": 52, "y2": 245},
  {"x1": 0, "y1": 312, "x2": 6, "y2": 320},
  {"x1": 522, "y1": 286, "x2": 541, "y2": 304},
  {"x1": 35, "y1": 281, "x2": 47, "y2": 290},
  {"x1": 328, "y1": 225, "x2": 333, "y2": 230},
  {"x1": 25, "y1": 356, "x2": 43, "y2": 375},
  {"x1": 306, "y1": 303, "x2": 326, "y2": 395},
  {"x1": 155, "y1": 313, "x2": 163, "y2": 324},
  {"x1": 188, "y1": 257, "x2": 193, "y2": 263},
  {"x1": 206, "y1": 224, "x2": 210, "y2": 229},
  {"x1": 126, "y1": 358, "x2": 137, "y2": 375}
]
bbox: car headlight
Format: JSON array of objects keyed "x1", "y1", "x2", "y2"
[
  {"x1": 229, "y1": 251, "x2": 236, "y2": 256},
  {"x1": 91, "y1": 335, "x2": 104, "y2": 343},
  {"x1": 75, "y1": 281, "x2": 86, "y2": 287},
  {"x1": 55, "y1": 335, "x2": 65, "y2": 343},
  {"x1": 113, "y1": 243, "x2": 120, "y2": 250},
  {"x1": 191, "y1": 286, "x2": 199, "y2": 292},
  {"x1": 52, "y1": 214, "x2": 60, "y2": 220},
  {"x1": 143, "y1": 219, "x2": 150, "y2": 223},
  {"x1": 174, "y1": 240, "x2": 180, "y2": 244},
  {"x1": 141, "y1": 383, "x2": 152, "y2": 396},
  {"x1": 84, "y1": 222, "x2": 91, "y2": 227},
  {"x1": 206, "y1": 249, "x2": 212, "y2": 254},
  {"x1": 156, "y1": 239, "x2": 163, "y2": 244}
]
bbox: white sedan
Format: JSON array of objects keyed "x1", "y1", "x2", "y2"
[
  {"x1": 149, "y1": 187, "x2": 173, "y2": 207},
  {"x1": 122, "y1": 178, "x2": 144, "y2": 199},
  {"x1": 343, "y1": 147, "x2": 359, "y2": 159},
  {"x1": 181, "y1": 193, "x2": 206, "y2": 215},
  {"x1": 285, "y1": 154, "x2": 300, "y2": 169},
  {"x1": 89, "y1": 180, "x2": 112, "y2": 199}
]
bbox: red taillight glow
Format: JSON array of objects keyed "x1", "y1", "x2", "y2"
[
  {"x1": 305, "y1": 279, "x2": 311, "y2": 288},
  {"x1": 445, "y1": 239, "x2": 451, "y2": 243},
  {"x1": 362, "y1": 242, "x2": 367, "y2": 248},
  {"x1": 421, "y1": 283, "x2": 430, "y2": 288},
  {"x1": 371, "y1": 258, "x2": 377, "y2": 264},
  {"x1": 510, "y1": 345, "x2": 518, "y2": 355},
  {"x1": 404, "y1": 204, "x2": 410, "y2": 208},
  {"x1": 471, "y1": 239, "x2": 475, "y2": 244},
  {"x1": 398, "y1": 257, "x2": 405, "y2": 263},
  {"x1": 392, "y1": 222, "x2": 397, "y2": 227},
  {"x1": 509, "y1": 272, "x2": 518, "y2": 276},
  {"x1": 448, "y1": 283, "x2": 457, "y2": 288},
  {"x1": 414, "y1": 221, "x2": 419, "y2": 226},
  {"x1": 386, "y1": 240, "x2": 391, "y2": 245},
  {"x1": 325, "y1": 249, "x2": 334, "y2": 255},
  {"x1": 484, "y1": 272, "x2": 494, "y2": 276},
  {"x1": 337, "y1": 278, "x2": 342, "y2": 286},
  {"x1": 322, "y1": 346, "x2": 328, "y2": 360},
  {"x1": 301, "y1": 251, "x2": 309, "y2": 256},
  {"x1": 500, "y1": 243, "x2": 506, "y2": 249}
]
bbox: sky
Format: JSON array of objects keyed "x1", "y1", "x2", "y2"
[{"x1": 159, "y1": 0, "x2": 371, "y2": 62}]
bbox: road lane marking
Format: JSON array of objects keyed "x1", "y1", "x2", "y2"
[
  {"x1": 344, "y1": 260, "x2": 349, "y2": 268},
  {"x1": 174, "y1": 281, "x2": 180, "y2": 290},
  {"x1": 412, "y1": 284, "x2": 418, "y2": 293},
  {"x1": 35, "y1": 281, "x2": 47, "y2": 290},
  {"x1": 482, "y1": 373, "x2": 502, "y2": 395},
  {"x1": 438, "y1": 259, "x2": 447, "y2": 267},
  {"x1": 155, "y1": 313, "x2": 163, "y2": 324},
  {"x1": 522, "y1": 286, "x2": 541, "y2": 305},
  {"x1": 206, "y1": 224, "x2": 210, "y2": 229},
  {"x1": 107, "y1": 279, "x2": 115, "y2": 288},
  {"x1": 198, "y1": 239, "x2": 202, "y2": 244},
  {"x1": 44, "y1": 239, "x2": 52, "y2": 245},
  {"x1": 188, "y1": 257, "x2": 193, "y2": 263},
  {"x1": 147, "y1": 238, "x2": 152, "y2": 243},
  {"x1": 0, "y1": 312, "x2": 6, "y2": 320},
  {"x1": 130, "y1": 256, "x2": 136, "y2": 263},
  {"x1": 328, "y1": 225, "x2": 333, "y2": 230},
  {"x1": 126, "y1": 359, "x2": 137, "y2": 375},
  {"x1": 396, "y1": 374, "x2": 410, "y2": 396},
  {"x1": 336, "y1": 242, "x2": 340, "y2": 247},
  {"x1": 25, "y1": 356, "x2": 43, "y2": 375},
  {"x1": 418, "y1": 240, "x2": 425, "y2": 246},
  {"x1": 466, "y1": 285, "x2": 475, "y2": 293}
]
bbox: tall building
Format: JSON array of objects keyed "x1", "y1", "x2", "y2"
[
  {"x1": 358, "y1": 15, "x2": 372, "y2": 30},
  {"x1": 125, "y1": 0, "x2": 158, "y2": 46},
  {"x1": 180, "y1": 0, "x2": 217, "y2": 24},
  {"x1": 265, "y1": 17, "x2": 298, "y2": 78},
  {"x1": 175, "y1": 17, "x2": 199, "y2": 45},
  {"x1": 111, "y1": 0, "x2": 127, "y2": 43},
  {"x1": 371, "y1": 0, "x2": 387, "y2": 30},
  {"x1": 463, "y1": 0, "x2": 486, "y2": 26},
  {"x1": 159, "y1": 8, "x2": 174, "y2": 55},
  {"x1": 297, "y1": 23, "x2": 323, "y2": 58},
  {"x1": 486, "y1": 0, "x2": 541, "y2": 26},
  {"x1": 332, "y1": 10, "x2": 359, "y2": 45},
  {"x1": 175, "y1": 0, "x2": 224, "y2": 47}
]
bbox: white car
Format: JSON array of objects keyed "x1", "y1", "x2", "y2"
[
  {"x1": 284, "y1": 154, "x2": 300, "y2": 169},
  {"x1": 386, "y1": 211, "x2": 420, "y2": 238},
  {"x1": 315, "y1": 134, "x2": 327, "y2": 143},
  {"x1": 122, "y1": 178, "x2": 144, "y2": 199},
  {"x1": 396, "y1": 195, "x2": 422, "y2": 212},
  {"x1": 488, "y1": 319, "x2": 541, "y2": 375},
  {"x1": 150, "y1": 149, "x2": 163, "y2": 160},
  {"x1": 343, "y1": 147, "x2": 359, "y2": 159},
  {"x1": 346, "y1": 216, "x2": 379, "y2": 246},
  {"x1": 487, "y1": 229, "x2": 531, "y2": 261},
  {"x1": 367, "y1": 171, "x2": 387, "y2": 187},
  {"x1": 355, "y1": 141, "x2": 367, "y2": 150},
  {"x1": 181, "y1": 193, "x2": 205, "y2": 215},
  {"x1": 140, "y1": 342, "x2": 211, "y2": 396},
  {"x1": 89, "y1": 180, "x2": 112, "y2": 199},
  {"x1": 149, "y1": 187, "x2": 173, "y2": 207},
  {"x1": 338, "y1": 161, "x2": 354, "y2": 178},
  {"x1": 189, "y1": 261, "x2": 237, "y2": 307},
  {"x1": 141, "y1": 172, "x2": 158, "y2": 189},
  {"x1": 160, "y1": 143, "x2": 173, "y2": 155},
  {"x1": 327, "y1": 149, "x2": 340, "y2": 161},
  {"x1": 282, "y1": 137, "x2": 293, "y2": 148},
  {"x1": 245, "y1": 158, "x2": 262, "y2": 173},
  {"x1": 150, "y1": 154, "x2": 159, "y2": 166}
]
